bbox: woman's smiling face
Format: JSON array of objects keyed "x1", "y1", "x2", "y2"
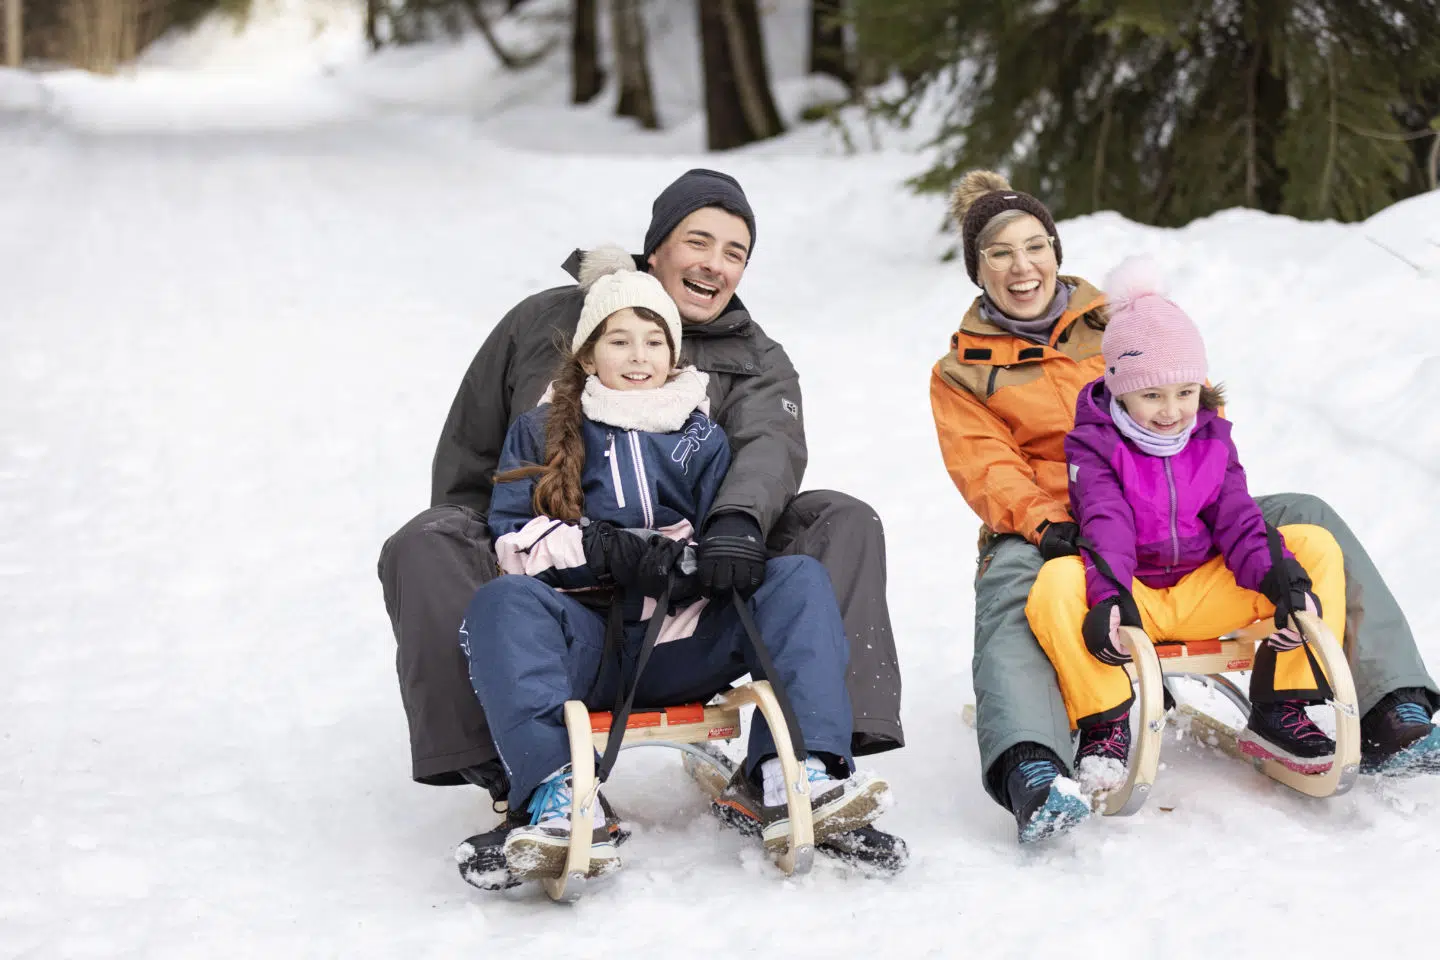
[{"x1": 977, "y1": 213, "x2": 1059, "y2": 320}]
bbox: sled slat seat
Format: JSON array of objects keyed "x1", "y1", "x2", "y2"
[
  {"x1": 1144, "y1": 637, "x2": 1256, "y2": 675},
  {"x1": 587, "y1": 703, "x2": 742, "y2": 746}
]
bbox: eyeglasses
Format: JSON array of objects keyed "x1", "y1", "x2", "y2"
[{"x1": 979, "y1": 235, "x2": 1056, "y2": 271}]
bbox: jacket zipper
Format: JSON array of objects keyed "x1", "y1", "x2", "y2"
[
  {"x1": 1163, "y1": 458, "x2": 1180, "y2": 570},
  {"x1": 627, "y1": 430, "x2": 655, "y2": 529},
  {"x1": 606, "y1": 432, "x2": 626, "y2": 509}
]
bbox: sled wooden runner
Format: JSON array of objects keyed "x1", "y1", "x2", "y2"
[
  {"x1": 544, "y1": 680, "x2": 814, "y2": 903},
  {"x1": 1103, "y1": 610, "x2": 1361, "y2": 816}
]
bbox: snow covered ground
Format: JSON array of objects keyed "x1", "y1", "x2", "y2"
[{"x1": 3, "y1": 2, "x2": 1440, "y2": 957}]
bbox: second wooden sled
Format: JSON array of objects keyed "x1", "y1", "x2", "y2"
[
  {"x1": 542, "y1": 680, "x2": 815, "y2": 903},
  {"x1": 1101, "y1": 609, "x2": 1360, "y2": 816}
]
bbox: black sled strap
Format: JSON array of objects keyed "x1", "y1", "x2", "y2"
[
  {"x1": 595, "y1": 584, "x2": 671, "y2": 784},
  {"x1": 1263, "y1": 525, "x2": 1335, "y2": 704},
  {"x1": 1074, "y1": 535, "x2": 1141, "y2": 625}
]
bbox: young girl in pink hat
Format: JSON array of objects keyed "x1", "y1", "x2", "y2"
[{"x1": 1025, "y1": 256, "x2": 1348, "y2": 795}]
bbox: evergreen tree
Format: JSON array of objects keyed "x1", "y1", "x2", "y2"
[{"x1": 856, "y1": 0, "x2": 1440, "y2": 224}]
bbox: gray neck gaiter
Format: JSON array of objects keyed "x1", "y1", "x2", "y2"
[{"x1": 977, "y1": 281, "x2": 1074, "y2": 346}]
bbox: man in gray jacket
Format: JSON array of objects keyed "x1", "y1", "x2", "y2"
[{"x1": 378, "y1": 170, "x2": 904, "y2": 814}]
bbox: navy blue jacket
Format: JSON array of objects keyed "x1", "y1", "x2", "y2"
[{"x1": 489, "y1": 404, "x2": 732, "y2": 593}]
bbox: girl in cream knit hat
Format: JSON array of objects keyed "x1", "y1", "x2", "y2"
[{"x1": 456, "y1": 246, "x2": 891, "y2": 888}]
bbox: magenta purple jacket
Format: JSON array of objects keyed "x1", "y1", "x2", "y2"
[{"x1": 1065, "y1": 378, "x2": 1282, "y2": 608}]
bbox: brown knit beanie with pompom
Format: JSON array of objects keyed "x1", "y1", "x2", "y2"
[{"x1": 949, "y1": 170, "x2": 1063, "y2": 285}]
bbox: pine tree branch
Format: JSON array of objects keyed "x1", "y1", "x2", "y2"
[{"x1": 1334, "y1": 122, "x2": 1440, "y2": 142}]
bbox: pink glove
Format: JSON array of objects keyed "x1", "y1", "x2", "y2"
[
  {"x1": 1266, "y1": 592, "x2": 1318, "y2": 651},
  {"x1": 1108, "y1": 606, "x2": 1130, "y2": 656}
]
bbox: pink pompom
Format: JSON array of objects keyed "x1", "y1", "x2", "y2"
[{"x1": 1103, "y1": 255, "x2": 1170, "y2": 304}]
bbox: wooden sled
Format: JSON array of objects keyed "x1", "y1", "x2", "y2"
[
  {"x1": 543, "y1": 680, "x2": 814, "y2": 903},
  {"x1": 1101, "y1": 610, "x2": 1360, "y2": 816}
]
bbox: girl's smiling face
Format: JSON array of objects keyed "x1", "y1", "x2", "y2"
[
  {"x1": 581, "y1": 308, "x2": 674, "y2": 390},
  {"x1": 1119, "y1": 382, "x2": 1202, "y2": 434}
]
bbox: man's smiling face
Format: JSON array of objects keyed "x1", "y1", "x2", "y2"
[{"x1": 645, "y1": 207, "x2": 750, "y2": 325}]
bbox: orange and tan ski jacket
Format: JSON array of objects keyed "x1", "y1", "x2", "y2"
[{"x1": 929, "y1": 277, "x2": 1107, "y2": 548}]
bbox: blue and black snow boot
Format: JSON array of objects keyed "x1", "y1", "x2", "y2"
[
  {"x1": 1001, "y1": 744, "x2": 1091, "y2": 844},
  {"x1": 1360, "y1": 689, "x2": 1440, "y2": 777},
  {"x1": 456, "y1": 790, "x2": 629, "y2": 891}
]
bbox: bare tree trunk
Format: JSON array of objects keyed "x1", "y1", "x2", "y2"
[
  {"x1": 571, "y1": 0, "x2": 604, "y2": 104},
  {"x1": 1428, "y1": 131, "x2": 1439, "y2": 192},
  {"x1": 611, "y1": 0, "x2": 658, "y2": 128},
  {"x1": 698, "y1": 0, "x2": 783, "y2": 150},
  {"x1": 4, "y1": 0, "x2": 20, "y2": 67},
  {"x1": 366, "y1": 0, "x2": 381, "y2": 50},
  {"x1": 808, "y1": 0, "x2": 852, "y2": 90},
  {"x1": 62, "y1": 0, "x2": 149, "y2": 73}
]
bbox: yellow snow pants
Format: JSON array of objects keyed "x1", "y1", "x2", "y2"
[{"x1": 1026, "y1": 524, "x2": 1347, "y2": 728}]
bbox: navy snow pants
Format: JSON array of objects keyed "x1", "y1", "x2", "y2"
[{"x1": 460, "y1": 556, "x2": 854, "y2": 809}]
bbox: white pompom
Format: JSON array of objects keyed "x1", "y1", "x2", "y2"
[
  {"x1": 1103, "y1": 255, "x2": 1169, "y2": 304},
  {"x1": 578, "y1": 244, "x2": 640, "y2": 290}
]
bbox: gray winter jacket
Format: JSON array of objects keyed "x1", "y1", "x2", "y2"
[{"x1": 431, "y1": 249, "x2": 807, "y2": 535}]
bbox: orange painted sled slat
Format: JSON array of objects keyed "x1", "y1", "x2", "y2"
[{"x1": 590, "y1": 704, "x2": 707, "y2": 733}]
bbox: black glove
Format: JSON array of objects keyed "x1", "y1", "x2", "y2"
[
  {"x1": 631, "y1": 535, "x2": 688, "y2": 600},
  {"x1": 581, "y1": 521, "x2": 648, "y2": 585},
  {"x1": 1037, "y1": 520, "x2": 1081, "y2": 561},
  {"x1": 1258, "y1": 556, "x2": 1320, "y2": 650},
  {"x1": 696, "y1": 513, "x2": 768, "y2": 598},
  {"x1": 1083, "y1": 594, "x2": 1142, "y2": 666}
]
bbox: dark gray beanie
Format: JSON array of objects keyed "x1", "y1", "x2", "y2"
[{"x1": 643, "y1": 168, "x2": 756, "y2": 259}]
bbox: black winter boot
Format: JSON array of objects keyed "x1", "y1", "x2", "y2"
[
  {"x1": 1239, "y1": 700, "x2": 1335, "y2": 774},
  {"x1": 999, "y1": 743, "x2": 1090, "y2": 844},
  {"x1": 1360, "y1": 688, "x2": 1440, "y2": 777}
]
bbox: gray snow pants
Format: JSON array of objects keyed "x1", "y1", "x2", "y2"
[
  {"x1": 378, "y1": 489, "x2": 904, "y2": 786},
  {"x1": 973, "y1": 491, "x2": 1439, "y2": 806}
]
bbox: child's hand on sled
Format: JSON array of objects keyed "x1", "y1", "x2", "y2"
[
  {"x1": 1083, "y1": 596, "x2": 1140, "y2": 666},
  {"x1": 1266, "y1": 591, "x2": 1320, "y2": 651},
  {"x1": 1259, "y1": 556, "x2": 1321, "y2": 651}
]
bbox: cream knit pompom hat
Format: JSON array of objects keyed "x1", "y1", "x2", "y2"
[{"x1": 573, "y1": 245, "x2": 683, "y2": 353}]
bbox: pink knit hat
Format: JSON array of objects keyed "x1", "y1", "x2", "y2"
[{"x1": 1100, "y1": 256, "x2": 1208, "y2": 397}]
